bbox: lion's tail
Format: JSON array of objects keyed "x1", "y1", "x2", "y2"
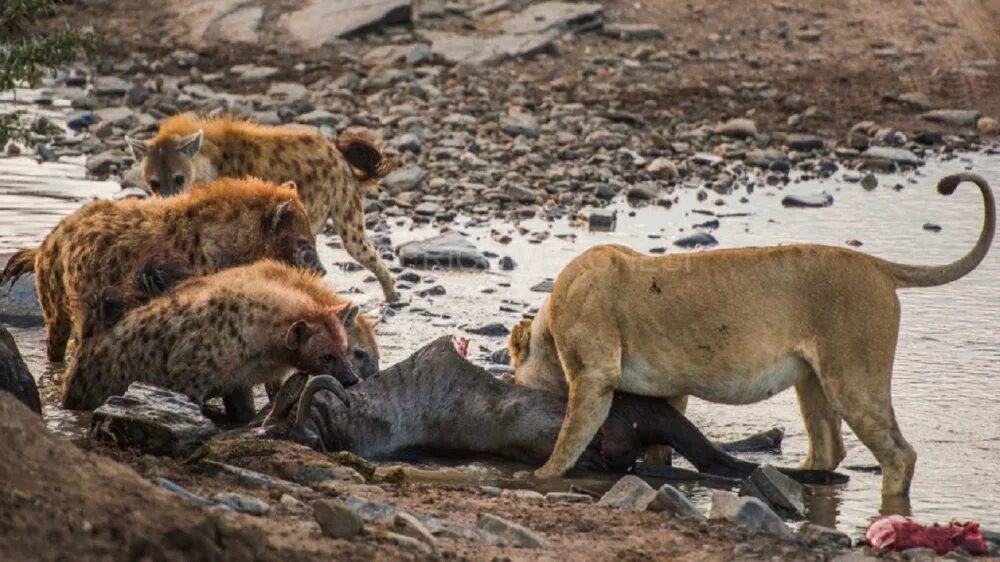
[
  {"x1": 0, "y1": 248, "x2": 39, "y2": 287},
  {"x1": 876, "y1": 173, "x2": 995, "y2": 288}
]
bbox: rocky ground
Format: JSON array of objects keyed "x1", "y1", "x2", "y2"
[{"x1": 3, "y1": 0, "x2": 1000, "y2": 560}]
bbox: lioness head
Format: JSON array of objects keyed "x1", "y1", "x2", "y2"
[
  {"x1": 508, "y1": 319, "x2": 533, "y2": 371},
  {"x1": 508, "y1": 311, "x2": 568, "y2": 394}
]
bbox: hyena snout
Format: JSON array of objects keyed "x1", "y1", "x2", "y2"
[{"x1": 294, "y1": 239, "x2": 326, "y2": 275}]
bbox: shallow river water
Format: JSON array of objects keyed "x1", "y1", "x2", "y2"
[{"x1": 1, "y1": 152, "x2": 997, "y2": 536}]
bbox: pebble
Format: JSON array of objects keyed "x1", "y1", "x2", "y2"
[
  {"x1": 674, "y1": 232, "x2": 718, "y2": 248},
  {"x1": 978, "y1": 116, "x2": 999, "y2": 135},
  {"x1": 501, "y1": 489, "x2": 545, "y2": 504},
  {"x1": 313, "y1": 500, "x2": 364, "y2": 539},
  {"x1": 476, "y1": 514, "x2": 547, "y2": 548},
  {"x1": 545, "y1": 492, "x2": 593, "y2": 504},
  {"x1": 921, "y1": 109, "x2": 982, "y2": 128},
  {"x1": 586, "y1": 208, "x2": 617, "y2": 231},
  {"x1": 781, "y1": 193, "x2": 833, "y2": 208},
  {"x1": 709, "y1": 490, "x2": 795, "y2": 540},
  {"x1": 212, "y1": 492, "x2": 270, "y2": 516},
  {"x1": 786, "y1": 134, "x2": 824, "y2": 151},
  {"x1": 596, "y1": 475, "x2": 657, "y2": 511},
  {"x1": 647, "y1": 484, "x2": 704, "y2": 520},
  {"x1": 860, "y1": 173, "x2": 878, "y2": 190},
  {"x1": 716, "y1": 117, "x2": 758, "y2": 139},
  {"x1": 465, "y1": 322, "x2": 509, "y2": 337},
  {"x1": 922, "y1": 223, "x2": 942, "y2": 232},
  {"x1": 383, "y1": 165, "x2": 427, "y2": 192}
]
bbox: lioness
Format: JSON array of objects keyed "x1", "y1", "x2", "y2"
[{"x1": 509, "y1": 173, "x2": 994, "y2": 498}]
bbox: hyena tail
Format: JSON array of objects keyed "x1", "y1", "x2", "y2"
[
  {"x1": 0, "y1": 248, "x2": 38, "y2": 287},
  {"x1": 335, "y1": 132, "x2": 394, "y2": 185}
]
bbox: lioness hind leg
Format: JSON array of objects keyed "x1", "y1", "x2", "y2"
[
  {"x1": 794, "y1": 372, "x2": 845, "y2": 470},
  {"x1": 644, "y1": 395, "x2": 689, "y2": 466}
]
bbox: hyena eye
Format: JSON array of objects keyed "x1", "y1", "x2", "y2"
[
  {"x1": 321, "y1": 353, "x2": 336, "y2": 364},
  {"x1": 353, "y1": 349, "x2": 369, "y2": 360},
  {"x1": 149, "y1": 178, "x2": 161, "y2": 190},
  {"x1": 172, "y1": 174, "x2": 185, "y2": 188}
]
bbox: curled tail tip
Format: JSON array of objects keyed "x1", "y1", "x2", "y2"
[
  {"x1": 937, "y1": 172, "x2": 990, "y2": 196},
  {"x1": 335, "y1": 132, "x2": 394, "y2": 182}
]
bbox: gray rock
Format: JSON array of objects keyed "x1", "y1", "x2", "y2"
[
  {"x1": 364, "y1": 43, "x2": 432, "y2": 66},
  {"x1": 498, "y1": 256, "x2": 516, "y2": 270},
  {"x1": 690, "y1": 152, "x2": 723, "y2": 166},
  {"x1": 861, "y1": 173, "x2": 878, "y2": 190},
  {"x1": 343, "y1": 496, "x2": 398, "y2": 524},
  {"x1": 85, "y1": 150, "x2": 129, "y2": 177},
  {"x1": 212, "y1": 492, "x2": 270, "y2": 516},
  {"x1": 745, "y1": 149, "x2": 785, "y2": 168},
  {"x1": 781, "y1": 193, "x2": 833, "y2": 208},
  {"x1": 392, "y1": 133, "x2": 422, "y2": 153},
  {"x1": 647, "y1": 157, "x2": 678, "y2": 178},
  {"x1": 901, "y1": 548, "x2": 937, "y2": 561},
  {"x1": 152, "y1": 477, "x2": 214, "y2": 507},
  {"x1": 465, "y1": 322, "x2": 509, "y2": 337},
  {"x1": 295, "y1": 110, "x2": 342, "y2": 128},
  {"x1": 476, "y1": 513, "x2": 547, "y2": 548},
  {"x1": 173, "y1": 0, "x2": 262, "y2": 45},
  {"x1": 67, "y1": 110, "x2": 99, "y2": 131},
  {"x1": 0, "y1": 262, "x2": 42, "y2": 327},
  {"x1": 628, "y1": 184, "x2": 658, "y2": 200},
  {"x1": 383, "y1": 165, "x2": 427, "y2": 192},
  {"x1": 597, "y1": 475, "x2": 657, "y2": 511},
  {"x1": 313, "y1": 500, "x2": 363, "y2": 539},
  {"x1": 797, "y1": 522, "x2": 851, "y2": 548},
  {"x1": 923, "y1": 223, "x2": 942, "y2": 232},
  {"x1": 674, "y1": 232, "x2": 718, "y2": 248},
  {"x1": 717, "y1": 118, "x2": 758, "y2": 139},
  {"x1": 709, "y1": 491, "x2": 795, "y2": 540},
  {"x1": 502, "y1": 2, "x2": 603, "y2": 35},
  {"x1": 0, "y1": 326, "x2": 40, "y2": 414},
  {"x1": 898, "y1": 92, "x2": 932, "y2": 111},
  {"x1": 586, "y1": 208, "x2": 617, "y2": 231},
  {"x1": 647, "y1": 484, "x2": 704, "y2": 520},
  {"x1": 426, "y1": 32, "x2": 555, "y2": 66},
  {"x1": 501, "y1": 489, "x2": 545, "y2": 503},
  {"x1": 501, "y1": 113, "x2": 540, "y2": 138},
  {"x1": 862, "y1": 146, "x2": 921, "y2": 166},
  {"x1": 414, "y1": 202, "x2": 440, "y2": 217},
  {"x1": 231, "y1": 64, "x2": 279, "y2": 81},
  {"x1": 398, "y1": 232, "x2": 489, "y2": 270},
  {"x1": 600, "y1": 23, "x2": 664, "y2": 41},
  {"x1": 384, "y1": 530, "x2": 434, "y2": 554},
  {"x1": 545, "y1": 492, "x2": 593, "y2": 504},
  {"x1": 831, "y1": 554, "x2": 882, "y2": 562},
  {"x1": 198, "y1": 461, "x2": 310, "y2": 495},
  {"x1": 739, "y1": 464, "x2": 805, "y2": 520},
  {"x1": 531, "y1": 279, "x2": 554, "y2": 293},
  {"x1": 284, "y1": 0, "x2": 412, "y2": 47},
  {"x1": 268, "y1": 82, "x2": 310, "y2": 103},
  {"x1": 786, "y1": 134, "x2": 825, "y2": 151},
  {"x1": 93, "y1": 76, "x2": 131, "y2": 96},
  {"x1": 95, "y1": 106, "x2": 134, "y2": 127},
  {"x1": 90, "y1": 383, "x2": 219, "y2": 457},
  {"x1": 921, "y1": 109, "x2": 982, "y2": 128}
]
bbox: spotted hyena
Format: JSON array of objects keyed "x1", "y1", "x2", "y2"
[
  {"x1": 63, "y1": 260, "x2": 362, "y2": 419},
  {"x1": 0, "y1": 177, "x2": 322, "y2": 362},
  {"x1": 125, "y1": 113, "x2": 398, "y2": 301}
]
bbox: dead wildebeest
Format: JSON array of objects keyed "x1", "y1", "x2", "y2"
[{"x1": 258, "y1": 336, "x2": 847, "y2": 485}]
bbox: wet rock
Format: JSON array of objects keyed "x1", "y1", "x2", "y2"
[
  {"x1": 465, "y1": 322, "x2": 509, "y2": 337},
  {"x1": 67, "y1": 110, "x2": 99, "y2": 131},
  {"x1": 798, "y1": 522, "x2": 851, "y2": 548},
  {"x1": 861, "y1": 173, "x2": 878, "y2": 190},
  {"x1": 674, "y1": 232, "x2": 718, "y2": 248},
  {"x1": 232, "y1": 64, "x2": 279, "y2": 81},
  {"x1": 498, "y1": 256, "x2": 516, "y2": 270},
  {"x1": 501, "y1": 113, "x2": 539, "y2": 138},
  {"x1": 709, "y1": 491, "x2": 795, "y2": 540},
  {"x1": 716, "y1": 118, "x2": 758, "y2": 139},
  {"x1": 786, "y1": 134, "x2": 824, "y2": 151},
  {"x1": 383, "y1": 165, "x2": 427, "y2": 192},
  {"x1": 284, "y1": 0, "x2": 412, "y2": 47},
  {"x1": 628, "y1": 184, "x2": 658, "y2": 200},
  {"x1": 0, "y1": 264, "x2": 42, "y2": 327},
  {"x1": 862, "y1": 146, "x2": 921, "y2": 166},
  {"x1": 313, "y1": 499, "x2": 363, "y2": 539},
  {"x1": 739, "y1": 464, "x2": 805, "y2": 520},
  {"x1": 0, "y1": 326, "x2": 40, "y2": 414},
  {"x1": 597, "y1": 475, "x2": 657, "y2": 511},
  {"x1": 417, "y1": 285, "x2": 446, "y2": 297},
  {"x1": 921, "y1": 109, "x2": 982, "y2": 128},
  {"x1": 545, "y1": 492, "x2": 593, "y2": 504},
  {"x1": 85, "y1": 150, "x2": 129, "y2": 177},
  {"x1": 398, "y1": 232, "x2": 489, "y2": 270},
  {"x1": 476, "y1": 513, "x2": 547, "y2": 548},
  {"x1": 923, "y1": 223, "x2": 942, "y2": 232},
  {"x1": 978, "y1": 116, "x2": 999, "y2": 135},
  {"x1": 488, "y1": 348, "x2": 510, "y2": 365},
  {"x1": 212, "y1": 493, "x2": 270, "y2": 516},
  {"x1": 95, "y1": 107, "x2": 134, "y2": 128},
  {"x1": 427, "y1": 32, "x2": 555, "y2": 66},
  {"x1": 601, "y1": 23, "x2": 664, "y2": 41},
  {"x1": 152, "y1": 477, "x2": 214, "y2": 507},
  {"x1": 90, "y1": 383, "x2": 219, "y2": 457},
  {"x1": 585, "y1": 208, "x2": 617, "y2": 231},
  {"x1": 647, "y1": 484, "x2": 704, "y2": 520},
  {"x1": 392, "y1": 133, "x2": 422, "y2": 153},
  {"x1": 781, "y1": 193, "x2": 833, "y2": 208},
  {"x1": 531, "y1": 279, "x2": 554, "y2": 293},
  {"x1": 93, "y1": 76, "x2": 131, "y2": 96}
]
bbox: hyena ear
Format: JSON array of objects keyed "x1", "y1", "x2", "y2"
[
  {"x1": 508, "y1": 319, "x2": 533, "y2": 364},
  {"x1": 285, "y1": 320, "x2": 314, "y2": 351},
  {"x1": 98, "y1": 287, "x2": 127, "y2": 330},
  {"x1": 269, "y1": 200, "x2": 293, "y2": 232},
  {"x1": 332, "y1": 303, "x2": 360, "y2": 328},
  {"x1": 125, "y1": 136, "x2": 148, "y2": 160},
  {"x1": 279, "y1": 180, "x2": 298, "y2": 192},
  {"x1": 177, "y1": 130, "x2": 203, "y2": 158}
]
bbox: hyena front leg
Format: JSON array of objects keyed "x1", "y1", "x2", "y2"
[{"x1": 332, "y1": 190, "x2": 398, "y2": 302}]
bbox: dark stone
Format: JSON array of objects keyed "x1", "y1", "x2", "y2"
[
  {"x1": 498, "y1": 256, "x2": 516, "y2": 271},
  {"x1": 397, "y1": 232, "x2": 489, "y2": 270},
  {"x1": 66, "y1": 110, "x2": 99, "y2": 131},
  {"x1": 781, "y1": 193, "x2": 833, "y2": 208},
  {"x1": 0, "y1": 327, "x2": 40, "y2": 414},
  {"x1": 465, "y1": 323, "x2": 510, "y2": 337},
  {"x1": 417, "y1": 285, "x2": 446, "y2": 297},
  {"x1": 674, "y1": 232, "x2": 718, "y2": 248},
  {"x1": 647, "y1": 484, "x2": 704, "y2": 520},
  {"x1": 488, "y1": 348, "x2": 511, "y2": 365},
  {"x1": 739, "y1": 464, "x2": 806, "y2": 520},
  {"x1": 586, "y1": 208, "x2": 617, "y2": 231},
  {"x1": 786, "y1": 134, "x2": 824, "y2": 151},
  {"x1": 531, "y1": 279, "x2": 554, "y2": 293},
  {"x1": 709, "y1": 491, "x2": 795, "y2": 539},
  {"x1": 90, "y1": 383, "x2": 219, "y2": 457},
  {"x1": 923, "y1": 223, "x2": 942, "y2": 232},
  {"x1": 914, "y1": 131, "x2": 943, "y2": 145}
]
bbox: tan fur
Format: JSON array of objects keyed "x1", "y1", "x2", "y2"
[
  {"x1": 63, "y1": 261, "x2": 355, "y2": 411},
  {"x1": 127, "y1": 113, "x2": 398, "y2": 301},
  {"x1": 0, "y1": 177, "x2": 317, "y2": 362},
  {"x1": 512, "y1": 174, "x2": 995, "y2": 498}
]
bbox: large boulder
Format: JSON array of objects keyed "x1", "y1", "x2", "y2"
[
  {"x1": 90, "y1": 383, "x2": 219, "y2": 457},
  {"x1": 283, "y1": 0, "x2": 412, "y2": 47},
  {"x1": 0, "y1": 326, "x2": 40, "y2": 414},
  {"x1": 397, "y1": 232, "x2": 490, "y2": 270}
]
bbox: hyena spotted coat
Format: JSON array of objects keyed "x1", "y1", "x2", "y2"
[
  {"x1": 63, "y1": 260, "x2": 360, "y2": 416},
  {"x1": 0, "y1": 177, "x2": 323, "y2": 362},
  {"x1": 126, "y1": 113, "x2": 398, "y2": 301}
]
